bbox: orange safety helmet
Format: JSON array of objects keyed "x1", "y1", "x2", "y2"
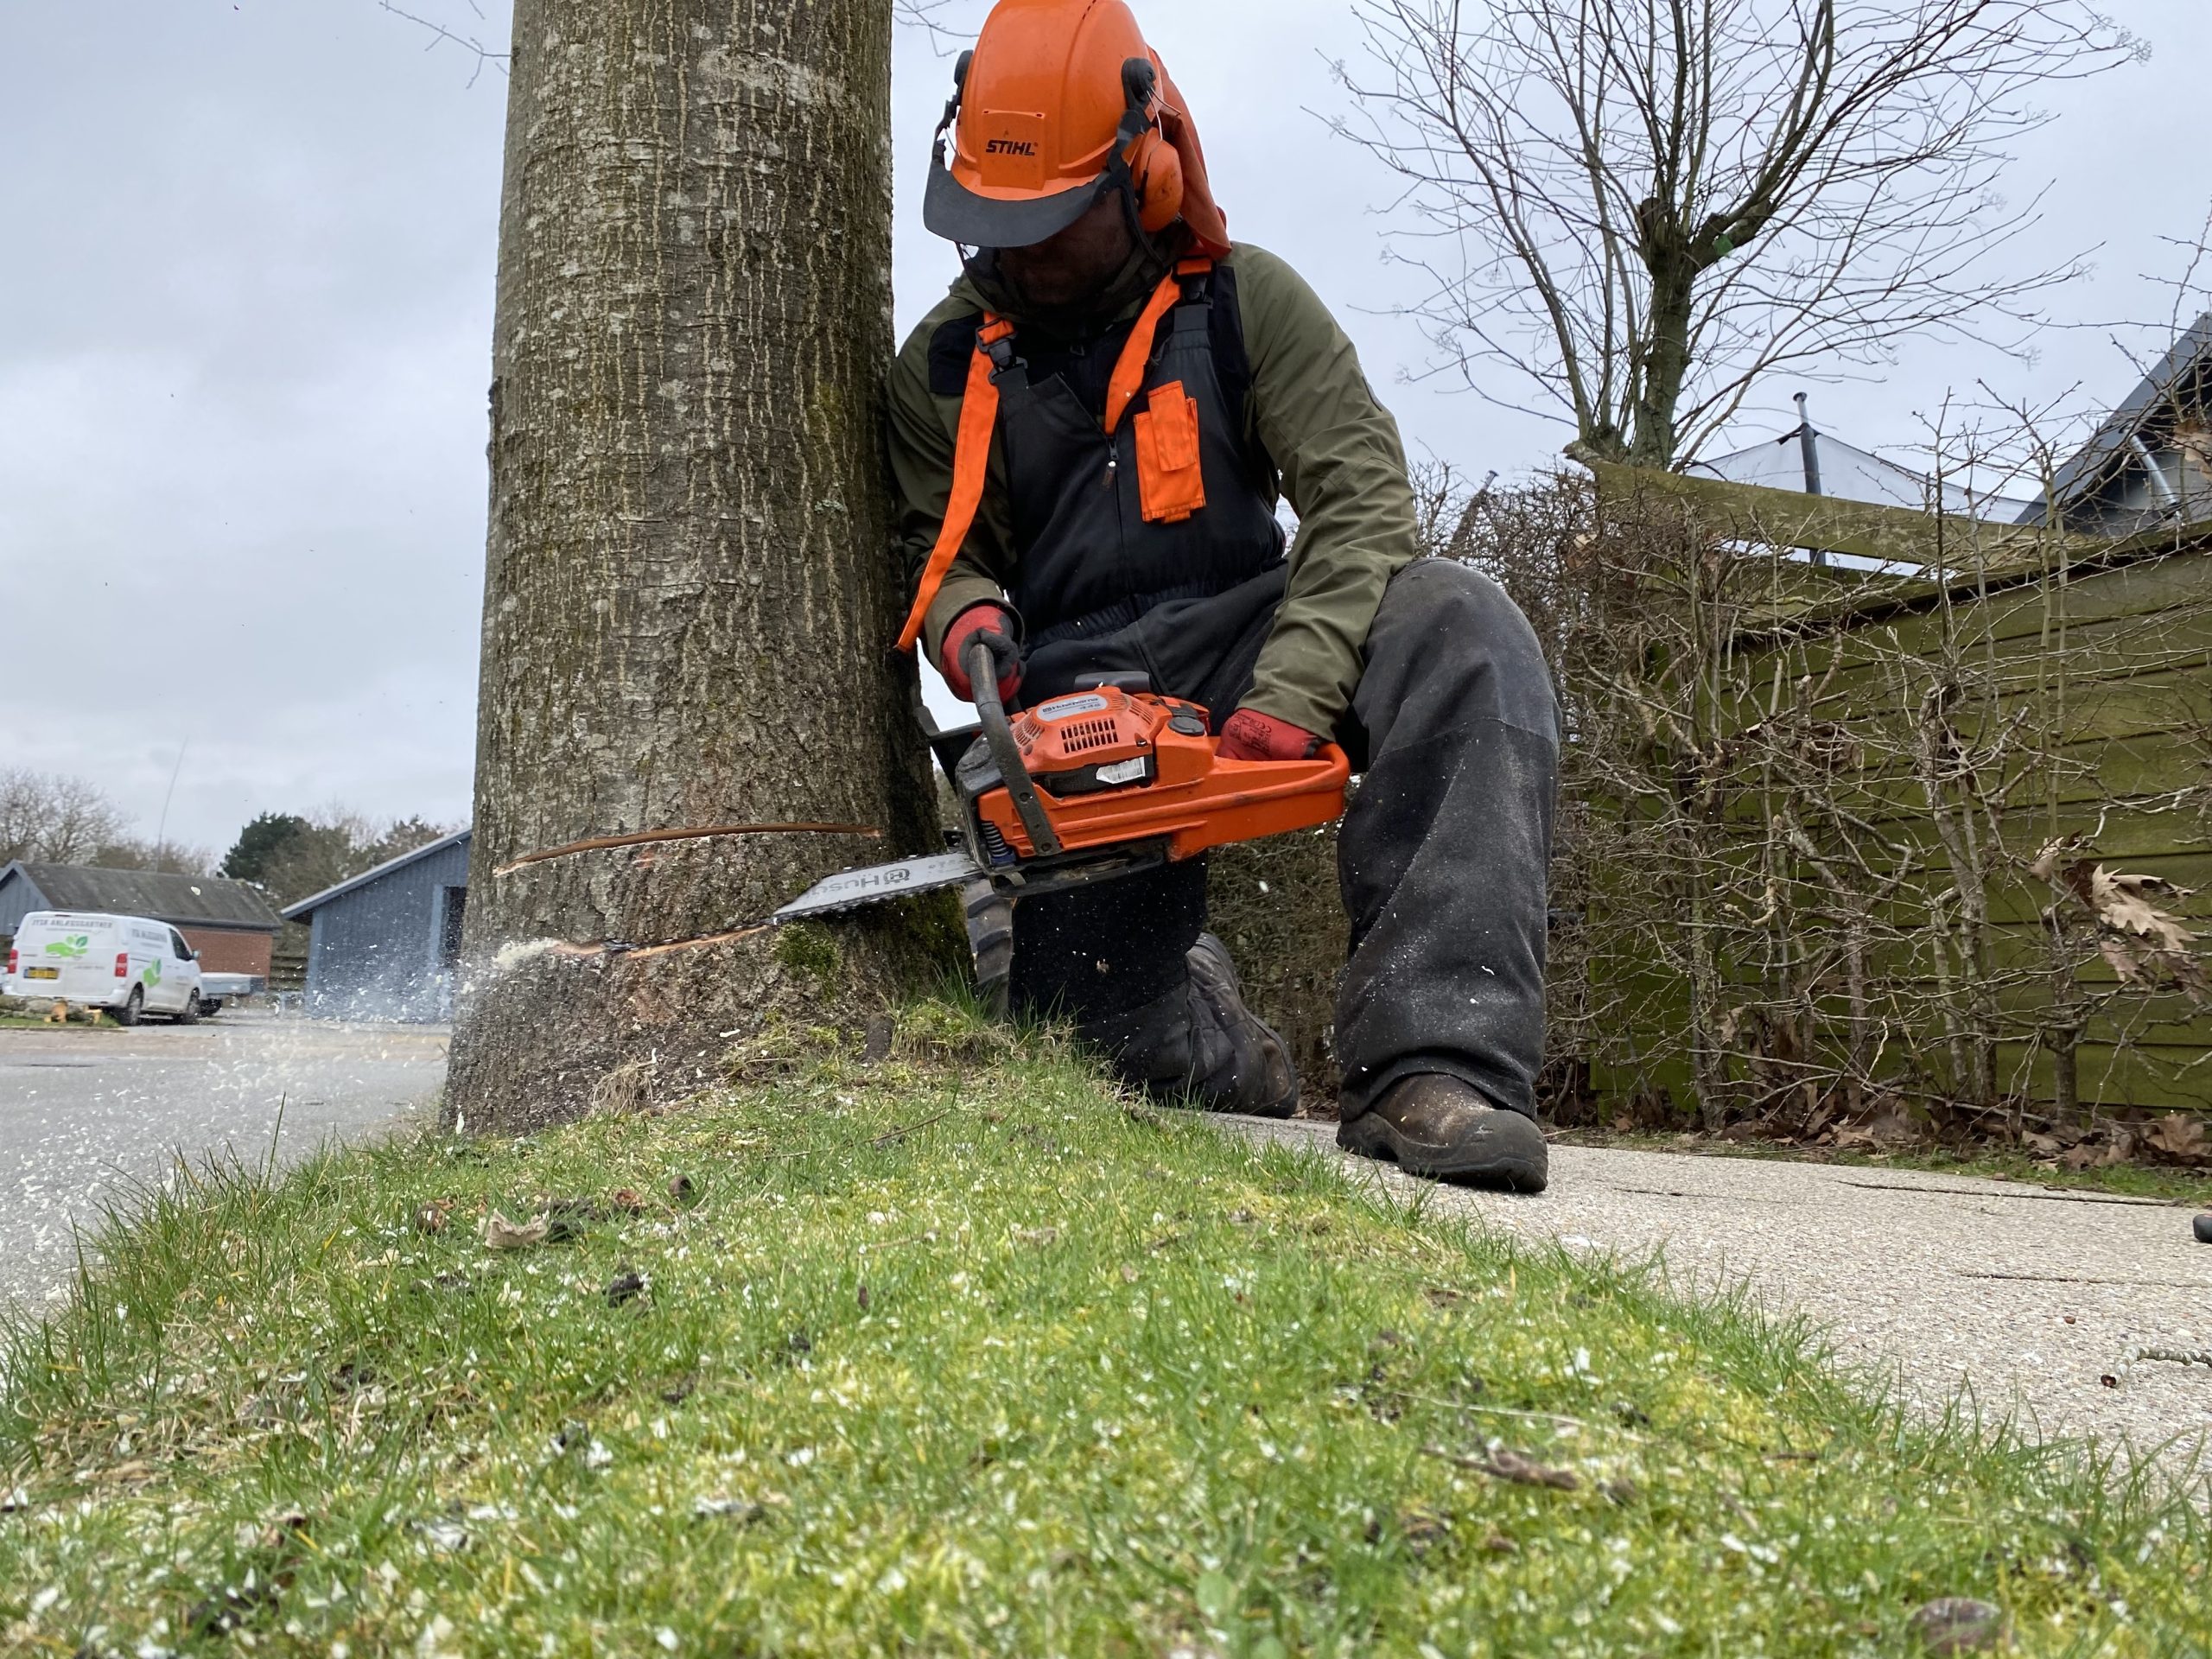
[{"x1": 924, "y1": 0, "x2": 1229, "y2": 255}]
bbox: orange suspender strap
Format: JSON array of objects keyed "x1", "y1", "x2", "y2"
[
  {"x1": 894, "y1": 258, "x2": 1213, "y2": 653},
  {"x1": 895, "y1": 315, "x2": 1016, "y2": 653},
  {"x1": 1103, "y1": 257, "x2": 1213, "y2": 437}
]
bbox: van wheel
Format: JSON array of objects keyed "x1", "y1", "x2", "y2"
[
  {"x1": 176, "y1": 992, "x2": 202, "y2": 1026},
  {"x1": 116, "y1": 988, "x2": 144, "y2": 1027}
]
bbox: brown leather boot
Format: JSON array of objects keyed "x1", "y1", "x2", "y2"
[{"x1": 1337, "y1": 1073, "x2": 1548, "y2": 1192}]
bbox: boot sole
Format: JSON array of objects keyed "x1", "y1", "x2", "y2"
[{"x1": 1337, "y1": 1109, "x2": 1549, "y2": 1193}]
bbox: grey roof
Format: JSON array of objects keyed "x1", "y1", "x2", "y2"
[
  {"x1": 1691, "y1": 428, "x2": 2033, "y2": 520},
  {"x1": 282, "y1": 829, "x2": 472, "y2": 920},
  {"x1": 2022, "y1": 309, "x2": 2212, "y2": 522},
  {"x1": 1, "y1": 861, "x2": 282, "y2": 931}
]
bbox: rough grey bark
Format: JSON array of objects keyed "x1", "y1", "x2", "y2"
[{"x1": 448, "y1": 0, "x2": 937, "y2": 1133}]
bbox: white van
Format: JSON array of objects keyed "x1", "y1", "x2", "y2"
[{"x1": 4, "y1": 911, "x2": 207, "y2": 1025}]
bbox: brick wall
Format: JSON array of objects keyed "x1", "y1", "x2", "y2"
[{"x1": 181, "y1": 927, "x2": 275, "y2": 976}]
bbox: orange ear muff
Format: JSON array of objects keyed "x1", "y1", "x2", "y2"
[{"x1": 1124, "y1": 127, "x2": 1184, "y2": 234}]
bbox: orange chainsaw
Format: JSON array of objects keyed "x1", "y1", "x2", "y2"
[{"x1": 773, "y1": 639, "x2": 1350, "y2": 970}]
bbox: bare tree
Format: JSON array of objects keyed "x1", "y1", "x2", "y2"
[
  {"x1": 0, "y1": 770, "x2": 130, "y2": 866},
  {"x1": 1336, "y1": 0, "x2": 2141, "y2": 467},
  {"x1": 81, "y1": 836, "x2": 217, "y2": 877}
]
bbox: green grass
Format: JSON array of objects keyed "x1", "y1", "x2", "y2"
[
  {"x1": 1554, "y1": 1129, "x2": 2212, "y2": 1208},
  {"x1": 3, "y1": 1006, "x2": 2205, "y2": 1656}
]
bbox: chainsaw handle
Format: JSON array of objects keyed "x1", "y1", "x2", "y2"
[{"x1": 967, "y1": 637, "x2": 1062, "y2": 858}]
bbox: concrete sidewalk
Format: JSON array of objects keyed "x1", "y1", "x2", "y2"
[{"x1": 1237, "y1": 1118, "x2": 2212, "y2": 1477}]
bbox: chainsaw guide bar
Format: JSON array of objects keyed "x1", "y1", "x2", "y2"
[
  {"x1": 771, "y1": 852, "x2": 985, "y2": 925},
  {"x1": 768, "y1": 639, "x2": 1350, "y2": 938}
]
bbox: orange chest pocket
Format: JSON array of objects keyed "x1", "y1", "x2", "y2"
[{"x1": 1131, "y1": 380, "x2": 1207, "y2": 524}]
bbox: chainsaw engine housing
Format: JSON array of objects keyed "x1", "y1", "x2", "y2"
[
  {"x1": 957, "y1": 683, "x2": 1349, "y2": 869},
  {"x1": 1011, "y1": 686, "x2": 1207, "y2": 797}
]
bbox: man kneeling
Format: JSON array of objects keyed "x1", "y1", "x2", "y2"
[{"x1": 887, "y1": 0, "x2": 1559, "y2": 1193}]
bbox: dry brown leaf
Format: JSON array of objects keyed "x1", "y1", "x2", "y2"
[
  {"x1": 2027, "y1": 838, "x2": 2075, "y2": 882},
  {"x1": 2142, "y1": 1114, "x2": 2211, "y2": 1166},
  {"x1": 1419, "y1": 1441, "x2": 1580, "y2": 1489},
  {"x1": 1479, "y1": 1447, "x2": 1581, "y2": 1491},
  {"x1": 2090, "y1": 868, "x2": 2197, "y2": 949},
  {"x1": 2100, "y1": 938, "x2": 2148, "y2": 985},
  {"x1": 1910, "y1": 1597, "x2": 2007, "y2": 1654},
  {"x1": 2173, "y1": 420, "x2": 2212, "y2": 481},
  {"x1": 1866, "y1": 1110, "x2": 1919, "y2": 1148},
  {"x1": 482, "y1": 1211, "x2": 550, "y2": 1250}
]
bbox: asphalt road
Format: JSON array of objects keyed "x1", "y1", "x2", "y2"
[
  {"x1": 1240, "y1": 1118, "x2": 2212, "y2": 1482},
  {"x1": 0, "y1": 1010, "x2": 447, "y2": 1308}
]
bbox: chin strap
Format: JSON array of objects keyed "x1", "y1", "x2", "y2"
[{"x1": 894, "y1": 257, "x2": 1215, "y2": 654}]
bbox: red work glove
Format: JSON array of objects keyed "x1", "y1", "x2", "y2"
[
  {"x1": 1219, "y1": 708, "x2": 1321, "y2": 762},
  {"x1": 940, "y1": 605, "x2": 1022, "y2": 704}
]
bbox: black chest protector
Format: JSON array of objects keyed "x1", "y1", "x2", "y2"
[
  {"x1": 911, "y1": 260, "x2": 1291, "y2": 717},
  {"x1": 996, "y1": 264, "x2": 1286, "y2": 643}
]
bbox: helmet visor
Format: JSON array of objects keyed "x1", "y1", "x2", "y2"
[{"x1": 925, "y1": 161, "x2": 1111, "y2": 250}]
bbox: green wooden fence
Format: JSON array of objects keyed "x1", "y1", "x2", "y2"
[{"x1": 1577, "y1": 465, "x2": 2212, "y2": 1120}]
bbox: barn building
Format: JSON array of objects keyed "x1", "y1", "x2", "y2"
[
  {"x1": 2018, "y1": 310, "x2": 2212, "y2": 534},
  {"x1": 282, "y1": 830, "x2": 470, "y2": 1023},
  {"x1": 0, "y1": 862, "x2": 282, "y2": 974}
]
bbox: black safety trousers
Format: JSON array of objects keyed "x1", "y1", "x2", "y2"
[{"x1": 1007, "y1": 556, "x2": 1560, "y2": 1122}]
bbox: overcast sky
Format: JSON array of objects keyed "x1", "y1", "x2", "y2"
[{"x1": 2, "y1": 0, "x2": 2203, "y2": 858}]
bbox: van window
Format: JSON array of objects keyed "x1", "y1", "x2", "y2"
[{"x1": 169, "y1": 930, "x2": 193, "y2": 960}]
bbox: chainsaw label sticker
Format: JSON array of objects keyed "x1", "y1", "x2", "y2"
[
  {"x1": 1034, "y1": 692, "x2": 1110, "y2": 721},
  {"x1": 1096, "y1": 757, "x2": 1148, "y2": 785},
  {"x1": 813, "y1": 867, "x2": 915, "y2": 897}
]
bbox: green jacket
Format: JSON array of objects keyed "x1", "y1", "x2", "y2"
[{"x1": 886, "y1": 244, "x2": 1421, "y2": 738}]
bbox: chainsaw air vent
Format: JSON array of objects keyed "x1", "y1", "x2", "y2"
[{"x1": 1057, "y1": 716, "x2": 1122, "y2": 755}]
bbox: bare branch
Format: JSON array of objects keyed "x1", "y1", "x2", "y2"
[
  {"x1": 378, "y1": 0, "x2": 508, "y2": 87},
  {"x1": 1338, "y1": 0, "x2": 2142, "y2": 466}
]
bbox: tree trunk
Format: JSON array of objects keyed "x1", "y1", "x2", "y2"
[
  {"x1": 1629, "y1": 261, "x2": 1694, "y2": 467},
  {"x1": 448, "y1": 0, "x2": 937, "y2": 1134}
]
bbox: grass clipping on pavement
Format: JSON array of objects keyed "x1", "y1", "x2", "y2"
[{"x1": 2, "y1": 1007, "x2": 2203, "y2": 1656}]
